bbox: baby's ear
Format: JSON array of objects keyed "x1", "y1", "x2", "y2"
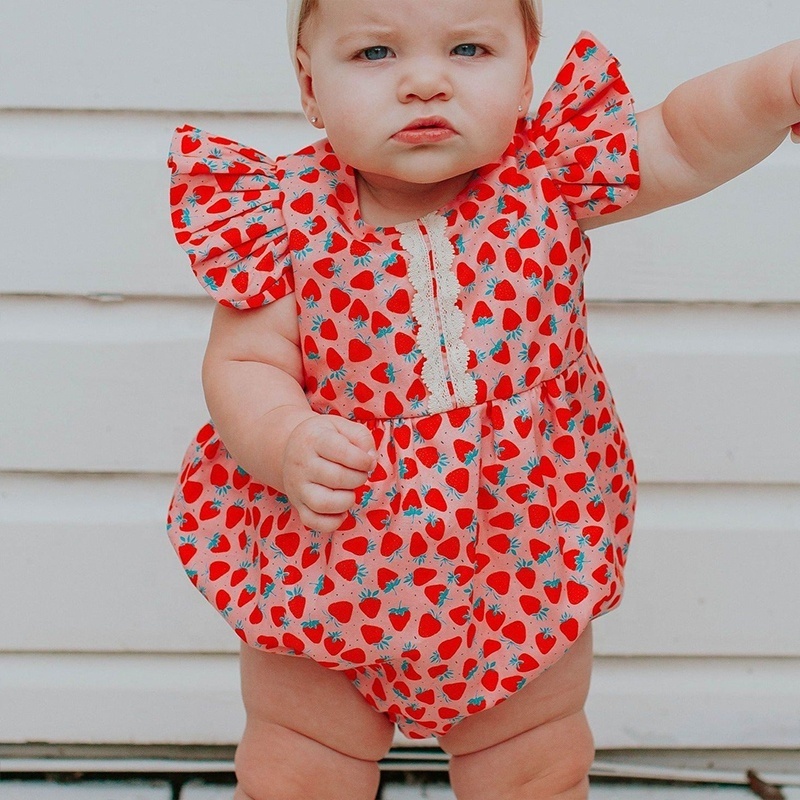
[
  {"x1": 295, "y1": 45, "x2": 312, "y2": 90},
  {"x1": 521, "y1": 53, "x2": 536, "y2": 114},
  {"x1": 527, "y1": 40, "x2": 539, "y2": 74},
  {"x1": 295, "y1": 43, "x2": 310, "y2": 70},
  {"x1": 294, "y1": 45, "x2": 319, "y2": 118}
]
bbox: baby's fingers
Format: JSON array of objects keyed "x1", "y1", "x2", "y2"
[
  {"x1": 311, "y1": 458, "x2": 372, "y2": 491},
  {"x1": 295, "y1": 485, "x2": 355, "y2": 533},
  {"x1": 297, "y1": 483, "x2": 357, "y2": 517},
  {"x1": 295, "y1": 504, "x2": 348, "y2": 534},
  {"x1": 320, "y1": 417, "x2": 377, "y2": 472}
]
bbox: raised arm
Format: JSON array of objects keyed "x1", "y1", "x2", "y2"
[{"x1": 582, "y1": 39, "x2": 800, "y2": 230}]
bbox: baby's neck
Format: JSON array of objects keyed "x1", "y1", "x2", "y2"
[{"x1": 355, "y1": 170, "x2": 475, "y2": 227}]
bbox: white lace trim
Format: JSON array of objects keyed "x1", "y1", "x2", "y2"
[{"x1": 397, "y1": 213, "x2": 477, "y2": 414}]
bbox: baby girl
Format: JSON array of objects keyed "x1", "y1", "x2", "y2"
[{"x1": 166, "y1": 0, "x2": 800, "y2": 797}]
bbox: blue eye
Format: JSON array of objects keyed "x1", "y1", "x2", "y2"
[
  {"x1": 360, "y1": 46, "x2": 390, "y2": 61},
  {"x1": 452, "y1": 43, "x2": 482, "y2": 57}
]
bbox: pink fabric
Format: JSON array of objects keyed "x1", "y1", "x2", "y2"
[{"x1": 166, "y1": 32, "x2": 639, "y2": 739}]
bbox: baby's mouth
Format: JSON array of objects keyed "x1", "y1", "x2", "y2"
[
  {"x1": 393, "y1": 117, "x2": 457, "y2": 144},
  {"x1": 399, "y1": 116, "x2": 454, "y2": 133}
]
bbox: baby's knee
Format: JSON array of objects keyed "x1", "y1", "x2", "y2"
[
  {"x1": 543, "y1": 710, "x2": 596, "y2": 788},
  {"x1": 234, "y1": 724, "x2": 296, "y2": 800},
  {"x1": 448, "y1": 710, "x2": 595, "y2": 800},
  {"x1": 235, "y1": 720, "x2": 382, "y2": 800}
]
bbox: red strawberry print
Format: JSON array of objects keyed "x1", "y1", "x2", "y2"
[
  {"x1": 486, "y1": 606, "x2": 507, "y2": 632},
  {"x1": 559, "y1": 614, "x2": 580, "y2": 642},
  {"x1": 348, "y1": 339, "x2": 372, "y2": 362},
  {"x1": 419, "y1": 612, "x2": 443, "y2": 638},
  {"x1": 512, "y1": 653, "x2": 538, "y2": 673},
  {"x1": 535, "y1": 628, "x2": 557, "y2": 654},
  {"x1": 501, "y1": 620, "x2": 527, "y2": 645},
  {"x1": 479, "y1": 667, "x2": 499, "y2": 693},
  {"x1": 543, "y1": 579, "x2": 563, "y2": 604},
  {"x1": 179, "y1": 133, "x2": 203, "y2": 155},
  {"x1": 177, "y1": 536, "x2": 197, "y2": 565},
  {"x1": 358, "y1": 591, "x2": 382, "y2": 619},
  {"x1": 288, "y1": 229, "x2": 309, "y2": 253},
  {"x1": 515, "y1": 563, "x2": 537, "y2": 590},
  {"x1": 182, "y1": 479, "x2": 204, "y2": 504},
  {"x1": 389, "y1": 606, "x2": 411, "y2": 631},
  {"x1": 224, "y1": 502, "x2": 246, "y2": 529},
  {"x1": 208, "y1": 533, "x2": 230, "y2": 553},
  {"x1": 290, "y1": 192, "x2": 314, "y2": 215},
  {"x1": 493, "y1": 280, "x2": 517, "y2": 301},
  {"x1": 488, "y1": 219, "x2": 511, "y2": 240},
  {"x1": 519, "y1": 594, "x2": 542, "y2": 616},
  {"x1": 165, "y1": 30, "x2": 640, "y2": 741},
  {"x1": 287, "y1": 591, "x2": 306, "y2": 619},
  {"x1": 567, "y1": 579, "x2": 590, "y2": 605}
]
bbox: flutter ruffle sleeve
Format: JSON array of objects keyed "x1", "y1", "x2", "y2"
[
  {"x1": 528, "y1": 32, "x2": 640, "y2": 219},
  {"x1": 167, "y1": 125, "x2": 294, "y2": 309}
]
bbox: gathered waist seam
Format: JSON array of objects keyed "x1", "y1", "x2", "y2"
[{"x1": 327, "y1": 348, "x2": 588, "y2": 424}]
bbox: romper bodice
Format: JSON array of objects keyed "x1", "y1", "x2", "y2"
[{"x1": 168, "y1": 30, "x2": 639, "y2": 424}]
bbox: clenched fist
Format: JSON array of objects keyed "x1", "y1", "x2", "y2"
[{"x1": 282, "y1": 414, "x2": 377, "y2": 533}]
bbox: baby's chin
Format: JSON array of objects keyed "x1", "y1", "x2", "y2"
[
  {"x1": 351, "y1": 153, "x2": 489, "y2": 190},
  {"x1": 354, "y1": 165, "x2": 478, "y2": 195}
]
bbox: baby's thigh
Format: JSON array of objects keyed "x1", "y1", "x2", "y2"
[
  {"x1": 237, "y1": 643, "x2": 395, "y2": 761},
  {"x1": 437, "y1": 621, "x2": 595, "y2": 757}
]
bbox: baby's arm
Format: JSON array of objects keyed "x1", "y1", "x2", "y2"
[
  {"x1": 582, "y1": 39, "x2": 800, "y2": 229},
  {"x1": 202, "y1": 296, "x2": 377, "y2": 533}
]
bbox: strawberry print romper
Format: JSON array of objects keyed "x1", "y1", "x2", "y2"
[{"x1": 166, "y1": 32, "x2": 640, "y2": 739}]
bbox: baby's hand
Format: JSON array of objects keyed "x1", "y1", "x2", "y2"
[{"x1": 282, "y1": 415, "x2": 377, "y2": 533}]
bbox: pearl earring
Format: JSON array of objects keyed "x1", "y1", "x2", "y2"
[
  {"x1": 518, "y1": 105, "x2": 523, "y2": 112},
  {"x1": 310, "y1": 116, "x2": 318, "y2": 125}
]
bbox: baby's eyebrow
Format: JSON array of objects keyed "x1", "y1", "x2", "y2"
[
  {"x1": 334, "y1": 27, "x2": 395, "y2": 47},
  {"x1": 448, "y1": 22, "x2": 507, "y2": 41}
]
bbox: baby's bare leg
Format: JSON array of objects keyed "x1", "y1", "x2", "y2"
[
  {"x1": 233, "y1": 642, "x2": 395, "y2": 800},
  {"x1": 438, "y1": 622, "x2": 595, "y2": 800}
]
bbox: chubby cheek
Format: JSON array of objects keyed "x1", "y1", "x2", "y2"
[
  {"x1": 316, "y1": 81, "x2": 383, "y2": 152},
  {"x1": 321, "y1": 115, "x2": 375, "y2": 172},
  {"x1": 468, "y1": 89, "x2": 521, "y2": 158}
]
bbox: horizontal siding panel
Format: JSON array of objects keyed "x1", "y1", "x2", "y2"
[
  {"x1": 383, "y1": 789, "x2": 755, "y2": 800},
  {"x1": 3, "y1": 1, "x2": 797, "y2": 113},
  {"x1": 0, "y1": 474, "x2": 235, "y2": 654},
  {"x1": 1, "y1": 475, "x2": 797, "y2": 656},
  {"x1": 383, "y1": 786, "x2": 793, "y2": 799},
  {"x1": 0, "y1": 783, "x2": 171, "y2": 799},
  {"x1": 0, "y1": 1, "x2": 298, "y2": 113},
  {"x1": 1, "y1": 298, "x2": 799, "y2": 481},
  {"x1": 599, "y1": 483, "x2": 800, "y2": 656},
  {"x1": 1, "y1": 652, "x2": 798, "y2": 748},
  {"x1": 0, "y1": 653, "x2": 242, "y2": 745},
  {"x1": 2, "y1": 113, "x2": 799, "y2": 303},
  {"x1": 590, "y1": 657, "x2": 800, "y2": 748}
]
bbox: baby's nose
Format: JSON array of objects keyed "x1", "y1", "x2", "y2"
[{"x1": 397, "y1": 58, "x2": 454, "y2": 102}]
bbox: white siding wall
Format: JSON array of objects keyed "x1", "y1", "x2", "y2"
[{"x1": 1, "y1": 0, "x2": 799, "y2": 749}]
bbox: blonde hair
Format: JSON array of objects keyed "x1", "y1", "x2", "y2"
[{"x1": 296, "y1": 0, "x2": 542, "y2": 48}]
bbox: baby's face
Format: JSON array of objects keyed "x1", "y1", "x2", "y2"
[{"x1": 296, "y1": 0, "x2": 535, "y2": 191}]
